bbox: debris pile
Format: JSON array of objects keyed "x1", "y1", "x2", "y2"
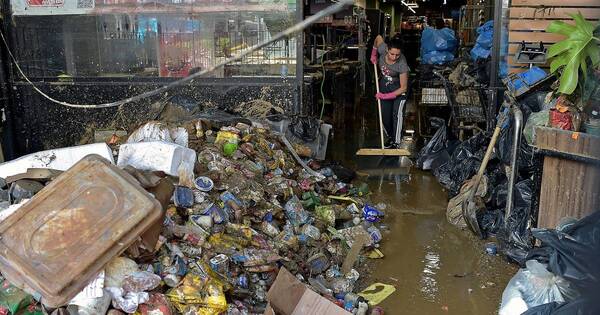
[{"x1": 0, "y1": 120, "x2": 389, "y2": 315}]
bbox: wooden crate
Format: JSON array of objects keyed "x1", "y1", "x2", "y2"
[
  {"x1": 507, "y1": 0, "x2": 600, "y2": 73},
  {"x1": 534, "y1": 127, "x2": 600, "y2": 229}
]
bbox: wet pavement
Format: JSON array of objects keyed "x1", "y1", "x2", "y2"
[{"x1": 326, "y1": 104, "x2": 517, "y2": 315}]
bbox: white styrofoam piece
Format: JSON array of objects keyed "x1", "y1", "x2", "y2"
[
  {"x1": 0, "y1": 143, "x2": 114, "y2": 179},
  {"x1": 117, "y1": 141, "x2": 196, "y2": 177}
]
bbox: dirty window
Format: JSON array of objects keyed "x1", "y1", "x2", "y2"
[{"x1": 11, "y1": 0, "x2": 297, "y2": 78}]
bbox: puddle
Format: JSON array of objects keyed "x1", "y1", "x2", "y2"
[{"x1": 326, "y1": 103, "x2": 517, "y2": 314}]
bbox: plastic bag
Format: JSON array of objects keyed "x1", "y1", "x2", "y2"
[
  {"x1": 122, "y1": 272, "x2": 161, "y2": 293},
  {"x1": 475, "y1": 21, "x2": 493, "y2": 48},
  {"x1": 524, "y1": 110, "x2": 550, "y2": 144},
  {"x1": 499, "y1": 260, "x2": 578, "y2": 315},
  {"x1": 289, "y1": 116, "x2": 320, "y2": 142},
  {"x1": 526, "y1": 210, "x2": 600, "y2": 293},
  {"x1": 0, "y1": 280, "x2": 35, "y2": 315},
  {"x1": 431, "y1": 132, "x2": 488, "y2": 196},
  {"x1": 496, "y1": 179, "x2": 534, "y2": 264},
  {"x1": 136, "y1": 293, "x2": 174, "y2": 315},
  {"x1": 470, "y1": 44, "x2": 491, "y2": 60},
  {"x1": 421, "y1": 27, "x2": 458, "y2": 54},
  {"x1": 105, "y1": 257, "x2": 140, "y2": 288},
  {"x1": 165, "y1": 274, "x2": 227, "y2": 315},
  {"x1": 521, "y1": 298, "x2": 600, "y2": 315},
  {"x1": 497, "y1": 114, "x2": 535, "y2": 174},
  {"x1": 422, "y1": 51, "x2": 455, "y2": 65},
  {"x1": 417, "y1": 117, "x2": 450, "y2": 170},
  {"x1": 106, "y1": 287, "x2": 150, "y2": 314},
  {"x1": 127, "y1": 122, "x2": 188, "y2": 148},
  {"x1": 470, "y1": 20, "x2": 493, "y2": 60}
]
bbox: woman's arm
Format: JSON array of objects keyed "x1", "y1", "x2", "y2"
[
  {"x1": 374, "y1": 35, "x2": 384, "y2": 48},
  {"x1": 391, "y1": 72, "x2": 409, "y2": 96},
  {"x1": 370, "y1": 35, "x2": 385, "y2": 64},
  {"x1": 375, "y1": 72, "x2": 409, "y2": 100}
]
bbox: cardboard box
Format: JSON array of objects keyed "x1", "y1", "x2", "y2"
[{"x1": 265, "y1": 268, "x2": 351, "y2": 315}]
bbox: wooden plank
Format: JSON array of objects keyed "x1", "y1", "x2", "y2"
[
  {"x1": 538, "y1": 156, "x2": 600, "y2": 229},
  {"x1": 508, "y1": 31, "x2": 566, "y2": 43},
  {"x1": 534, "y1": 127, "x2": 600, "y2": 160},
  {"x1": 511, "y1": 0, "x2": 600, "y2": 6},
  {"x1": 509, "y1": 19, "x2": 558, "y2": 31},
  {"x1": 509, "y1": 7, "x2": 600, "y2": 20},
  {"x1": 509, "y1": 18, "x2": 599, "y2": 32},
  {"x1": 356, "y1": 148, "x2": 410, "y2": 156}
]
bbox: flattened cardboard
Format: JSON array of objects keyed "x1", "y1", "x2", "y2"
[{"x1": 265, "y1": 267, "x2": 350, "y2": 315}]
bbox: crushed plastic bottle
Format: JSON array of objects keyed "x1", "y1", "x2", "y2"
[
  {"x1": 301, "y1": 224, "x2": 321, "y2": 240},
  {"x1": 363, "y1": 204, "x2": 383, "y2": 223},
  {"x1": 368, "y1": 226, "x2": 383, "y2": 243},
  {"x1": 308, "y1": 276, "x2": 333, "y2": 296}
]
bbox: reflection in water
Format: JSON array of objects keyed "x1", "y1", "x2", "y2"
[
  {"x1": 326, "y1": 101, "x2": 518, "y2": 314},
  {"x1": 420, "y1": 247, "x2": 441, "y2": 302}
]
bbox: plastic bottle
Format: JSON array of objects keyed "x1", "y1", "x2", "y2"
[
  {"x1": 356, "y1": 302, "x2": 368, "y2": 315},
  {"x1": 368, "y1": 226, "x2": 383, "y2": 243},
  {"x1": 344, "y1": 292, "x2": 359, "y2": 308},
  {"x1": 308, "y1": 276, "x2": 333, "y2": 296}
]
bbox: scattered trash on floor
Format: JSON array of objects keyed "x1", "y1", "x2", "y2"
[{"x1": 0, "y1": 118, "x2": 389, "y2": 314}]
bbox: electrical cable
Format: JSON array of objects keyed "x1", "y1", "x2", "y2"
[
  {"x1": 0, "y1": 0, "x2": 352, "y2": 109},
  {"x1": 319, "y1": 50, "x2": 329, "y2": 121}
]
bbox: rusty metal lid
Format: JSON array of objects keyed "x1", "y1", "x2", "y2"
[{"x1": 0, "y1": 154, "x2": 162, "y2": 307}]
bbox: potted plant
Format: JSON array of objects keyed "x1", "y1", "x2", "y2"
[{"x1": 545, "y1": 13, "x2": 600, "y2": 133}]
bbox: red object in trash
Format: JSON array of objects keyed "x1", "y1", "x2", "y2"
[
  {"x1": 137, "y1": 293, "x2": 173, "y2": 315},
  {"x1": 549, "y1": 109, "x2": 573, "y2": 130}
]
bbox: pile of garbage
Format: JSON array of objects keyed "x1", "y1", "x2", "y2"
[{"x1": 0, "y1": 120, "x2": 389, "y2": 315}]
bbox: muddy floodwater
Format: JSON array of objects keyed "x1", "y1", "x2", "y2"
[{"x1": 327, "y1": 111, "x2": 517, "y2": 315}]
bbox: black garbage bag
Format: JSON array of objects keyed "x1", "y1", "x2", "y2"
[
  {"x1": 433, "y1": 161, "x2": 453, "y2": 191},
  {"x1": 526, "y1": 210, "x2": 600, "y2": 293},
  {"x1": 417, "y1": 117, "x2": 452, "y2": 171},
  {"x1": 521, "y1": 298, "x2": 600, "y2": 315},
  {"x1": 479, "y1": 208, "x2": 505, "y2": 237},
  {"x1": 289, "y1": 116, "x2": 320, "y2": 142},
  {"x1": 320, "y1": 162, "x2": 356, "y2": 183},
  {"x1": 431, "y1": 132, "x2": 489, "y2": 196},
  {"x1": 496, "y1": 179, "x2": 534, "y2": 264},
  {"x1": 449, "y1": 157, "x2": 481, "y2": 196},
  {"x1": 521, "y1": 297, "x2": 600, "y2": 315},
  {"x1": 497, "y1": 114, "x2": 535, "y2": 176}
]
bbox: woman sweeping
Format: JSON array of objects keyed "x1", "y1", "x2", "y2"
[{"x1": 370, "y1": 35, "x2": 410, "y2": 148}]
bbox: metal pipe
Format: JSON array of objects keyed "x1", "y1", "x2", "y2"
[
  {"x1": 489, "y1": 0, "x2": 503, "y2": 89},
  {"x1": 505, "y1": 104, "x2": 523, "y2": 224}
]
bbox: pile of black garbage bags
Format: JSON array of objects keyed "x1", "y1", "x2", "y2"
[{"x1": 416, "y1": 92, "x2": 547, "y2": 263}]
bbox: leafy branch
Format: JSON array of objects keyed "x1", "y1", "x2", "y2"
[{"x1": 546, "y1": 12, "x2": 600, "y2": 95}]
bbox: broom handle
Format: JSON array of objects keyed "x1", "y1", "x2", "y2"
[
  {"x1": 468, "y1": 124, "x2": 501, "y2": 200},
  {"x1": 373, "y1": 63, "x2": 385, "y2": 149}
]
